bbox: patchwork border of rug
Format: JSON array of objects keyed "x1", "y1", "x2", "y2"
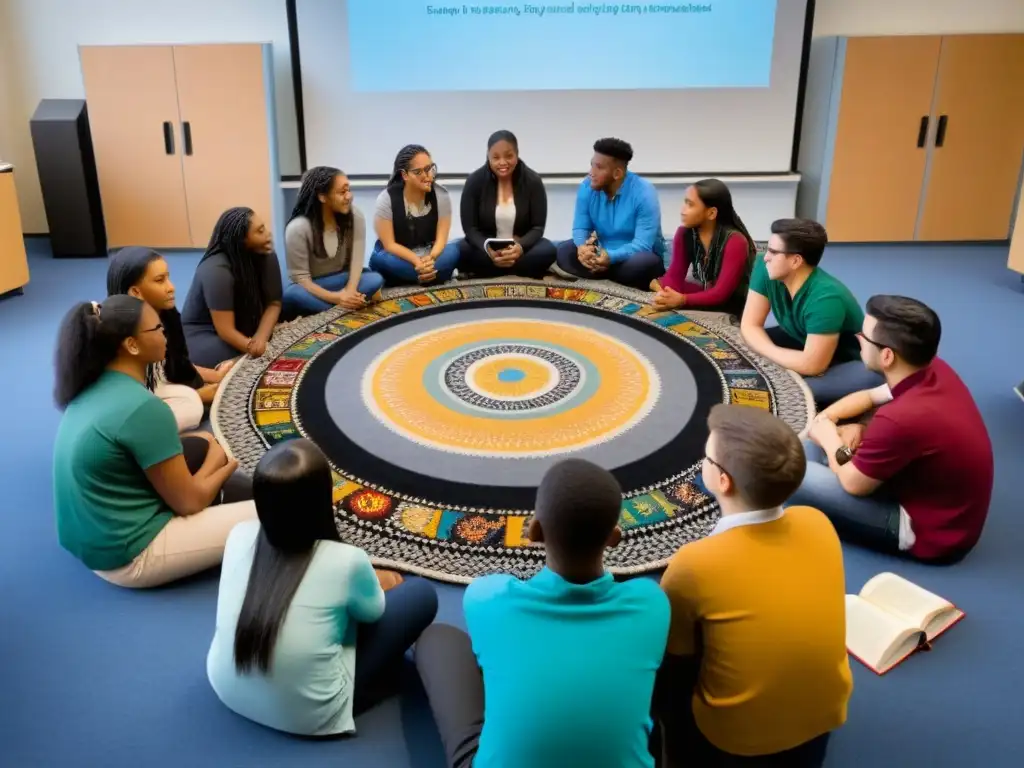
[{"x1": 212, "y1": 278, "x2": 814, "y2": 584}]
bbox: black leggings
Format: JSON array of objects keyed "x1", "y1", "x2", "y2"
[
  {"x1": 180, "y1": 435, "x2": 253, "y2": 503},
  {"x1": 457, "y1": 238, "x2": 557, "y2": 279}
]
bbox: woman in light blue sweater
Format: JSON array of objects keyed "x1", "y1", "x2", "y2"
[{"x1": 206, "y1": 439, "x2": 437, "y2": 735}]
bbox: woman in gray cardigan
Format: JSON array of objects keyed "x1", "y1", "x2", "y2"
[{"x1": 282, "y1": 167, "x2": 385, "y2": 318}]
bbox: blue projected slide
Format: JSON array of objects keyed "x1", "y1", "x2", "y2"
[{"x1": 346, "y1": 1, "x2": 777, "y2": 93}]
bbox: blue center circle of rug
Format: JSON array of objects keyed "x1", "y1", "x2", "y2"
[{"x1": 213, "y1": 282, "x2": 813, "y2": 583}]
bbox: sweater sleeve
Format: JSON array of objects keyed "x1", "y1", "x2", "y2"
[
  {"x1": 606, "y1": 184, "x2": 660, "y2": 264},
  {"x1": 571, "y1": 180, "x2": 593, "y2": 246},
  {"x1": 518, "y1": 172, "x2": 547, "y2": 251},
  {"x1": 680, "y1": 233, "x2": 749, "y2": 309},
  {"x1": 284, "y1": 218, "x2": 314, "y2": 283},
  {"x1": 460, "y1": 172, "x2": 488, "y2": 251},
  {"x1": 661, "y1": 227, "x2": 690, "y2": 292}
]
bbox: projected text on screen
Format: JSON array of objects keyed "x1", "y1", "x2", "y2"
[{"x1": 347, "y1": 1, "x2": 777, "y2": 92}]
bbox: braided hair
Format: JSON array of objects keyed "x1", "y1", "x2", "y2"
[
  {"x1": 288, "y1": 166, "x2": 354, "y2": 262},
  {"x1": 388, "y1": 144, "x2": 431, "y2": 187},
  {"x1": 106, "y1": 246, "x2": 202, "y2": 392},
  {"x1": 200, "y1": 207, "x2": 266, "y2": 338},
  {"x1": 687, "y1": 179, "x2": 757, "y2": 292}
]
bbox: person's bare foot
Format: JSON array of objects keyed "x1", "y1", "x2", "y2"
[{"x1": 374, "y1": 568, "x2": 404, "y2": 591}]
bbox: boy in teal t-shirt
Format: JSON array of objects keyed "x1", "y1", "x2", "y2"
[
  {"x1": 740, "y1": 218, "x2": 882, "y2": 405},
  {"x1": 415, "y1": 460, "x2": 670, "y2": 768}
]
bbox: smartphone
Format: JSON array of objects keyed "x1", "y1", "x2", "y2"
[{"x1": 484, "y1": 238, "x2": 515, "y2": 252}]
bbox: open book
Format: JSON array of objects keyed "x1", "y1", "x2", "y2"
[{"x1": 846, "y1": 572, "x2": 964, "y2": 675}]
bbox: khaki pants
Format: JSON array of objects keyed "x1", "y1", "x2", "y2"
[
  {"x1": 154, "y1": 381, "x2": 204, "y2": 433},
  {"x1": 96, "y1": 501, "x2": 257, "y2": 589}
]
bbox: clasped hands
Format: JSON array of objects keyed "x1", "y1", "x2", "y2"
[
  {"x1": 414, "y1": 254, "x2": 439, "y2": 284},
  {"x1": 577, "y1": 233, "x2": 610, "y2": 273},
  {"x1": 808, "y1": 412, "x2": 865, "y2": 453},
  {"x1": 488, "y1": 242, "x2": 523, "y2": 268},
  {"x1": 334, "y1": 287, "x2": 369, "y2": 310},
  {"x1": 649, "y1": 279, "x2": 686, "y2": 311}
]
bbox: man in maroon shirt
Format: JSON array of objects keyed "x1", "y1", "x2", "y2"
[{"x1": 787, "y1": 295, "x2": 993, "y2": 563}]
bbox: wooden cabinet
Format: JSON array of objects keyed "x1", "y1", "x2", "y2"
[
  {"x1": 79, "y1": 44, "x2": 278, "y2": 249},
  {"x1": 0, "y1": 167, "x2": 30, "y2": 296},
  {"x1": 799, "y1": 34, "x2": 1024, "y2": 243}
]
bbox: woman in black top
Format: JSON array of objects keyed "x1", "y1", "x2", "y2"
[
  {"x1": 107, "y1": 246, "x2": 232, "y2": 431},
  {"x1": 182, "y1": 207, "x2": 283, "y2": 368},
  {"x1": 457, "y1": 131, "x2": 556, "y2": 279}
]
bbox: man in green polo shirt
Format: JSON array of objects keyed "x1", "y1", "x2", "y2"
[{"x1": 740, "y1": 218, "x2": 882, "y2": 405}]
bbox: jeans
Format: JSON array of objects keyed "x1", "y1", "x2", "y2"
[
  {"x1": 282, "y1": 269, "x2": 385, "y2": 318},
  {"x1": 415, "y1": 624, "x2": 485, "y2": 768},
  {"x1": 555, "y1": 239, "x2": 666, "y2": 290},
  {"x1": 765, "y1": 326, "x2": 884, "y2": 407},
  {"x1": 456, "y1": 238, "x2": 557, "y2": 279},
  {"x1": 786, "y1": 440, "x2": 901, "y2": 554},
  {"x1": 354, "y1": 578, "x2": 439, "y2": 713},
  {"x1": 369, "y1": 241, "x2": 460, "y2": 286}
]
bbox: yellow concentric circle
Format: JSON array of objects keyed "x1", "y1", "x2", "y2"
[{"x1": 361, "y1": 318, "x2": 660, "y2": 457}]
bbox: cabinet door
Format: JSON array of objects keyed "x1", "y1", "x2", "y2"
[
  {"x1": 825, "y1": 36, "x2": 941, "y2": 242},
  {"x1": 79, "y1": 46, "x2": 191, "y2": 248},
  {"x1": 918, "y1": 35, "x2": 1024, "y2": 241},
  {"x1": 171, "y1": 44, "x2": 273, "y2": 247}
]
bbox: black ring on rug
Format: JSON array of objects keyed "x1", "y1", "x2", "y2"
[{"x1": 295, "y1": 298, "x2": 723, "y2": 511}]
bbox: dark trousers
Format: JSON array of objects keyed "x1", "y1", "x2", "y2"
[
  {"x1": 180, "y1": 435, "x2": 253, "y2": 503},
  {"x1": 555, "y1": 239, "x2": 666, "y2": 290},
  {"x1": 457, "y1": 238, "x2": 557, "y2": 279},
  {"x1": 415, "y1": 624, "x2": 484, "y2": 768},
  {"x1": 764, "y1": 326, "x2": 883, "y2": 407},
  {"x1": 653, "y1": 663, "x2": 831, "y2": 768},
  {"x1": 354, "y1": 578, "x2": 439, "y2": 714}
]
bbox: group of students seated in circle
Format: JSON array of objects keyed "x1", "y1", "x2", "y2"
[{"x1": 48, "y1": 129, "x2": 996, "y2": 766}]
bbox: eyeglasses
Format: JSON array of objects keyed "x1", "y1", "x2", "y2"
[
  {"x1": 704, "y1": 454, "x2": 729, "y2": 476},
  {"x1": 407, "y1": 163, "x2": 437, "y2": 178},
  {"x1": 764, "y1": 246, "x2": 801, "y2": 259},
  {"x1": 139, "y1": 323, "x2": 165, "y2": 334},
  {"x1": 856, "y1": 331, "x2": 886, "y2": 349}
]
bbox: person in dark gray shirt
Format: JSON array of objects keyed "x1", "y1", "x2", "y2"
[
  {"x1": 182, "y1": 207, "x2": 283, "y2": 368},
  {"x1": 283, "y1": 166, "x2": 384, "y2": 318}
]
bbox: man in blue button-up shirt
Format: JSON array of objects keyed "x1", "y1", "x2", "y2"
[{"x1": 555, "y1": 137, "x2": 667, "y2": 289}]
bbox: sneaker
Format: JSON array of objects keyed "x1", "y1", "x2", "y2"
[
  {"x1": 1015, "y1": 381, "x2": 1024, "y2": 402},
  {"x1": 549, "y1": 264, "x2": 579, "y2": 281}
]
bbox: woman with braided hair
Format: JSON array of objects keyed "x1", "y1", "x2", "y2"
[
  {"x1": 107, "y1": 246, "x2": 232, "y2": 432},
  {"x1": 283, "y1": 166, "x2": 384, "y2": 318},
  {"x1": 182, "y1": 207, "x2": 283, "y2": 368},
  {"x1": 652, "y1": 179, "x2": 757, "y2": 317},
  {"x1": 52, "y1": 295, "x2": 256, "y2": 588},
  {"x1": 369, "y1": 144, "x2": 460, "y2": 286}
]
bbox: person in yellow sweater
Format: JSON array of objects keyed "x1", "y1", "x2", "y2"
[{"x1": 656, "y1": 404, "x2": 852, "y2": 768}]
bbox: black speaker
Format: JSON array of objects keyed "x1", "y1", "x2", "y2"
[{"x1": 30, "y1": 99, "x2": 106, "y2": 257}]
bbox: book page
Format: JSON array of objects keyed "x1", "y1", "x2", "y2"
[
  {"x1": 860, "y1": 573, "x2": 953, "y2": 632},
  {"x1": 846, "y1": 595, "x2": 918, "y2": 670}
]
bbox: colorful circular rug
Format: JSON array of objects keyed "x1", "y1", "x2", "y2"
[{"x1": 212, "y1": 279, "x2": 813, "y2": 583}]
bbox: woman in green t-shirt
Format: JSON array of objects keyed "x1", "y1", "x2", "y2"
[{"x1": 53, "y1": 295, "x2": 256, "y2": 588}]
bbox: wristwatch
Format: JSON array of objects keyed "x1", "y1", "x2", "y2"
[{"x1": 835, "y1": 446, "x2": 854, "y2": 466}]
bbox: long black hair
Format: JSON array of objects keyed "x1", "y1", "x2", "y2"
[
  {"x1": 106, "y1": 247, "x2": 201, "y2": 390},
  {"x1": 234, "y1": 438, "x2": 339, "y2": 675},
  {"x1": 54, "y1": 295, "x2": 146, "y2": 409},
  {"x1": 200, "y1": 207, "x2": 266, "y2": 338},
  {"x1": 686, "y1": 179, "x2": 757, "y2": 290},
  {"x1": 289, "y1": 166, "x2": 354, "y2": 262},
  {"x1": 388, "y1": 144, "x2": 431, "y2": 187}
]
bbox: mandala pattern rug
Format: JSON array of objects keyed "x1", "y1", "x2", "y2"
[{"x1": 212, "y1": 279, "x2": 813, "y2": 583}]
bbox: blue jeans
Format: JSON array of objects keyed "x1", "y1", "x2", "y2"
[
  {"x1": 786, "y1": 440, "x2": 901, "y2": 554},
  {"x1": 282, "y1": 270, "x2": 385, "y2": 318},
  {"x1": 765, "y1": 326, "x2": 884, "y2": 407},
  {"x1": 369, "y1": 241, "x2": 460, "y2": 286},
  {"x1": 353, "y1": 577, "x2": 438, "y2": 714}
]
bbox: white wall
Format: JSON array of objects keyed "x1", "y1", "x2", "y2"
[
  {"x1": 812, "y1": 0, "x2": 1024, "y2": 37},
  {"x1": 0, "y1": 0, "x2": 298, "y2": 233},
  {"x1": 3, "y1": 0, "x2": 1024, "y2": 235}
]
